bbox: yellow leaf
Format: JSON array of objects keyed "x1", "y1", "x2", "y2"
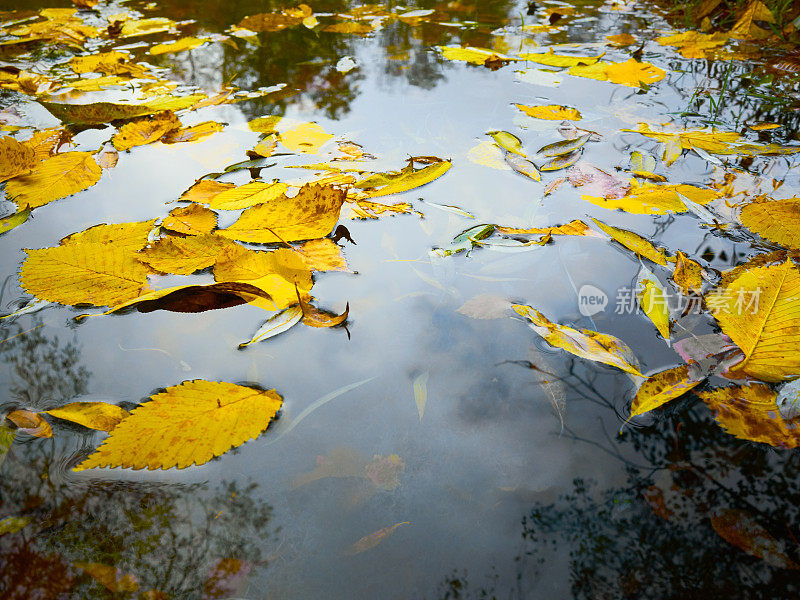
[
  {"x1": 74, "y1": 563, "x2": 139, "y2": 592},
  {"x1": 656, "y1": 31, "x2": 729, "y2": 59},
  {"x1": 671, "y1": 251, "x2": 704, "y2": 293},
  {"x1": 629, "y1": 365, "x2": 703, "y2": 417},
  {"x1": 740, "y1": 197, "x2": 800, "y2": 248},
  {"x1": 162, "y1": 204, "x2": 217, "y2": 235},
  {"x1": 112, "y1": 111, "x2": 181, "y2": 151},
  {"x1": 439, "y1": 46, "x2": 515, "y2": 65},
  {"x1": 346, "y1": 522, "x2": 409, "y2": 555},
  {"x1": 208, "y1": 180, "x2": 290, "y2": 210},
  {"x1": 239, "y1": 305, "x2": 303, "y2": 348},
  {"x1": 21, "y1": 128, "x2": 65, "y2": 161},
  {"x1": 39, "y1": 94, "x2": 206, "y2": 125},
  {"x1": 73, "y1": 380, "x2": 283, "y2": 471},
  {"x1": 582, "y1": 180, "x2": 718, "y2": 214},
  {"x1": 322, "y1": 21, "x2": 375, "y2": 34},
  {"x1": 495, "y1": 219, "x2": 592, "y2": 236},
  {"x1": 1, "y1": 205, "x2": 32, "y2": 236},
  {"x1": 347, "y1": 199, "x2": 415, "y2": 219},
  {"x1": 569, "y1": 59, "x2": 666, "y2": 87},
  {"x1": 68, "y1": 50, "x2": 147, "y2": 77},
  {"x1": 698, "y1": 384, "x2": 800, "y2": 448},
  {"x1": 120, "y1": 17, "x2": 175, "y2": 38},
  {"x1": 706, "y1": 259, "x2": 800, "y2": 381},
  {"x1": 0, "y1": 135, "x2": 36, "y2": 182},
  {"x1": 354, "y1": 161, "x2": 451, "y2": 198},
  {"x1": 729, "y1": 0, "x2": 775, "y2": 40},
  {"x1": 592, "y1": 218, "x2": 670, "y2": 266},
  {"x1": 747, "y1": 122, "x2": 780, "y2": 131},
  {"x1": 138, "y1": 234, "x2": 237, "y2": 275},
  {"x1": 162, "y1": 121, "x2": 224, "y2": 144},
  {"x1": 218, "y1": 183, "x2": 345, "y2": 243},
  {"x1": 62, "y1": 220, "x2": 156, "y2": 251},
  {"x1": 413, "y1": 371, "x2": 428, "y2": 421},
  {"x1": 488, "y1": 130, "x2": 525, "y2": 156},
  {"x1": 149, "y1": 36, "x2": 207, "y2": 55},
  {"x1": 637, "y1": 269, "x2": 671, "y2": 339},
  {"x1": 45, "y1": 402, "x2": 129, "y2": 432},
  {"x1": 519, "y1": 49, "x2": 603, "y2": 67},
  {"x1": 515, "y1": 103, "x2": 581, "y2": 121},
  {"x1": 238, "y1": 12, "x2": 301, "y2": 32},
  {"x1": 179, "y1": 179, "x2": 235, "y2": 204},
  {"x1": 5, "y1": 409, "x2": 53, "y2": 438},
  {"x1": 296, "y1": 238, "x2": 349, "y2": 271},
  {"x1": 710, "y1": 509, "x2": 800, "y2": 569},
  {"x1": 248, "y1": 115, "x2": 282, "y2": 133},
  {"x1": 298, "y1": 293, "x2": 348, "y2": 328},
  {"x1": 280, "y1": 122, "x2": 333, "y2": 154},
  {"x1": 606, "y1": 33, "x2": 636, "y2": 46},
  {"x1": 214, "y1": 244, "x2": 314, "y2": 310},
  {"x1": 513, "y1": 304, "x2": 642, "y2": 376},
  {"x1": 4, "y1": 151, "x2": 101, "y2": 208}
]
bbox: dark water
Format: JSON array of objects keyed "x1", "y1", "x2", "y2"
[{"x1": 2, "y1": 1, "x2": 800, "y2": 598}]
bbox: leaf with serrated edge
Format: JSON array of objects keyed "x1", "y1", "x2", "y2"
[
  {"x1": 162, "y1": 204, "x2": 217, "y2": 235},
  {"x1": 138, "y1": 234, "x2": 237, "y2": 275},
  {"x1": 5, "y1": 151, "x2": 101, "y2": 208},
  {"x1": 740, "y1": 197, "x2": 800, "y2": 248},
  {"x1": 45, "y1": 402, "x2": 129, "y2": 432},
  {"x1": 208, "y1": 181, "x2": 289, "y2": 210},
  {"x1": 73, "y1": 380, "x2": 282, "y2": 471}
]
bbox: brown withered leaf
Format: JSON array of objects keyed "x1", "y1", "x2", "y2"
[
  {"x1": 298, "y1": 289, "x2": 348, "y2": 328},
  {"x1": 710, "y1": 509, "x2": 800, "y2": 569}
]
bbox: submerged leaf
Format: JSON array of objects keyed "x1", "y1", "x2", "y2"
[
  {"x1": 346, "y1": 522, "x2": 409, "y2": 555},
  {"x1": 592, "y1": 218, "x2": 670, "y2": 266},
  {"x1": 413, "y1": 371, "x2": 429, "y2": 421},
  {"x1": 45, "y1": 402, "x2": 129, "y2": 432},
  {"x1": 513, "y1": 304, "x2": 642, "y2": 376},
  {"x1": 710, "y1": 509, "x2": 800, "y2": 570},
  {"x1": 74, "y1": 380, "x2": 283, "y2": 471},
  {"x1": 74, "y1": 562, "x2": 139, "y2": 593}
]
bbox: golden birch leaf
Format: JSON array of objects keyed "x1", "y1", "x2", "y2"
[
  {"x1": 0, "y1": 136, "x2": 36, "y2": 182},
  {"x1": 296, "y1": 238, "x2": 349, "y2": 271},
  {"x1": 583, "y1": 180, "x2": 718, "y2": 214},
  {"x1": 656, "y1": 31, "x2": 729, "y2": 58},
  {"x1": 515, "y1": 103, "x2": 581, "y2": 121},
  {"x1": 149, "y1": 36, "x2": 206, "y2": 55},
  {"x1": 45, "y1": 402, "x2": 129, "y2": 432},
  {"x1": 346, "y1": 522, "x2": 409, "y2": 555},
  {"x1": 706, "y1": 259, "x2": 800, "y2": 382},
  {"x1": 280, "y1": 122, "x2": 333, "y2": 154},
  {"x1": 179, "y1": 179, "x2": 235, "y2": 204},
  {"x1": 21, "y1": 242, "x2": 150, "y2": 307},
  {"x1": 74, "y1": 563, "x2": 138, "y2": 593},
  {"x1": 5, "y1": 409, "x2": 53, "y2": 438},
  {"x1": 592, "y1": 218, "x2": 670, "y2": 266},
  {"x1": 214, "y1": 244, "x2": 313, "y2": 310},
  {"x1": 111, "y1": 111, "x2": 181, "y2": 151},
  {"x1": 119, "y1": 17, "x2": 175, "y2": 38},
  {"x1": 217, "y1": 183, "x2": 345, "y2": 243},
  {"x1": 162, "y1": 121, "x2": 223, "y2": 144},
  {"x1": 629, "y1": 365, "x2": 702, "y2": 418},
  {"x1": 354, "y1": 161, "x2": 451, "y2": 198},
  {"x1": 62, "y1": 220, "x2": 156, "y2": 251},
  {"x1": 495, "y1": 219, "x2": 593, "y2": 237},
  {"x1": 512, "y1": 304, "x2": 643, "y2": 376},
  {"x1": 519, "y1": 49, "x2": 603, "y2": 67},
  {"x1": 740, "y1": 197, "x2": 800, "y2": 248},
  {"x1": 4, "y1": 151, "x2": 101, "y2": 208},
  {"x1": 710, "y1": 509, "x2": 800, "y2": 570},
  {"x1": 729, "y1": 0, "x2": 775, "y2": 40},
  {"x1": 138, "y1": 234, "x2": 237, "y2": 275},
  {"x1": 698, "y1": 384, "x2": 800, "y2": 448},
  {"x1": 162, "y1": 204, "x2": 217, "y2": 235},
  {"x1": 569, "y1": 59, "x2": 666, "y2": 87},
  {"x1": 248, "y1": 115, "x2": 281, "y2": 133},
  {"x1": 207, "y1": 181, "x2": 290, "y2": 210},
  {"x1": 73, "y1": 380, "x2": 283, "y2": 471},
  {"x1": 672, "y1": 250, "x2": 703, "y2": 293},
  {"x1": 21, "y1": 128, "x2": 65, "y2": 161}
]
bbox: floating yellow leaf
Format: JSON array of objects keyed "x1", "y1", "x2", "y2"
[
  {"x1": 162, "y1": 121, "x2": 224, "y2": 144},
  {"x1": 296, "y1": 238, "x2": 349, "y2": 271},
  {"x1": 4, "y1": 151, "x2": 101, "y2": 208},
  {"x1": 496, "y1": 219, "x2": 591, "y2": 237},
  {"x1": 280, "y1": 122, "x2": 333, "y2": 154},
  {"x1": 656, "y1": 31, "x2": 729, "y2": 58},
  {"x1": 710, "y1": 509, "x2": 800, "y2": 570},
  {"x1": 112, "y1": 111, "x2": 181, "y2": 151},
  {"x1": 39, "y1": 94, "x2": 205, "y2": 125},
  {"x1": 706, "y1": 259, "x2": 800, "y2": 381},
  {"x1": 637, "y1": 266, "x2": 671, "y2": 339},
  {"x1": 346, "y1": 522, "x2": 409, "y2": 555},
  {"x1": 347, "y1": 198, "x2": 414, "y2": 219},
  {"x1": 62, "y1": 220, "x2": 155, "y2": 251},
  {"x1": 150, "y1": 36, "x2": 207, "y2": 55},
  {"x1": 747, "y1": 122, "x2": 780, "y2": 131},
  {"x1": 488, "y1": 130, "x2": 525, "y2": 156},
  {"x1": 68, "y1": 50, "x2": 147, "y2": 77},
  {"x1": 208, "y1": 181, "x2": 290, "y2": 210},
  {"x1": 438, "y1": 46, "x2": 515, "y2": 65},
  {"x1": 606, "y1": 33, "x2": 636, "y2": 46},
  {"x1": 513, "y1": 304, "x2": 642, "y2": 376},
  {"x1": 0, "y1": 205, "x2": 32, "y2": 236},
  {"x1": 5, "y1": 409, "x2": 53, "y2": 438},
  {"x1": 0, "y1": 136, "x2": 36, "y2": 182},
  {"x1": 519, "y1": 49, "x2": 603, "y2": 67},
  {"x1": 629, "y1": 365, "x2": 703, "y2": 417},
  {"x1": 592, "y1": 218, "x2": 670, "y2": 266},
  {"x1": 740, "y1": 197, "x2": 800, "y2": 248},
  {"x1": 162, "y1": 204, "x2": 217, "y2": 235},
  {"x1": 21, "y1": 128, "x2": 65, "y2": 161},
  {"x1": 218, "y1": 183, "x2": 345, "y2": 243},
  {"x1": 45, "y1": 402, "x2": 129, "y2": 432},
  {"x1": 120, "y1": 17, "x2": 175, "y2": 38},
  {"x1": 179, "y1": 179, "x2": 235, "y2": 204},
  {"x1": 298, "y1": 293, "x2": 348, "y2": 328},
  {"x1": 138, "y1": 234, "x2": 236, "y2": 275},
  {"x1": 698, "y1": 385, "x2": 800, "y2": 448},
  {"x1": 671, "y1": 251, "x2": 704, "y2": 293},
  {"x1": 239, "y1": 305, "x2": 303, "y2": 348},
  {"x1": 729, "y1": 0, "x2": 774, "y2": 40},
  {"x1": 515, "y1": 103, "x2": 581, "y2": 121},
  {"x1": 569, "y1": 59, "x2": 666, "y2": 87},
  {"x1": 354, "y1": 161, "x2": 451, "y2": 198},
  {"x1": 582, "y1": 180, "x2": 718, "y2": 214},
  {"x1": 73, "y1": 380, "x2": 283, "y2": 471}
]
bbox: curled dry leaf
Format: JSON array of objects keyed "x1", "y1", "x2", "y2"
[
  {"x1": 298, "y1": 289, "x2": 348, "y2": 328},
  {"x1": 73, "y1": 380, "x2": 283, "y2": 471},
  {"x1": 513, "y1": 304, "x2": 642, "y2": 376},
  {"x1": 5, "y1": 409, "x2": 53, "y2": 438}
]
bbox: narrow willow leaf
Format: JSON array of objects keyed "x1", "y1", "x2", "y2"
[
  {"x1": 505, "y1": 153, "x2": 541, "y2": 181},
  {"x1": 0, "y1": 205, "x2": 31, "y2": 236},
  {"x1": 239, "y1": 305, "x2": 303, "y2": 348},
  {"x1": 488, "y1": 130, "x2": 525, "y2": 156},
  {"x1": 636, "y1": 265, "x2": 671, "y2": 339},
  {"x1": 413, "y1": 371, "x2": 429, "y2": 421},
  {"x1": 592, "y1": 218, "x2": 670, "y2": 266},
  {"x1": 536, "y1": 133, "x2": 591, "y2": 157},
  {"x1": 346, "y1": 522, "x2": 409, "y2": 555},
  {"x1": 540, "y1": 149, "x2": 582, "y2": 171}
]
